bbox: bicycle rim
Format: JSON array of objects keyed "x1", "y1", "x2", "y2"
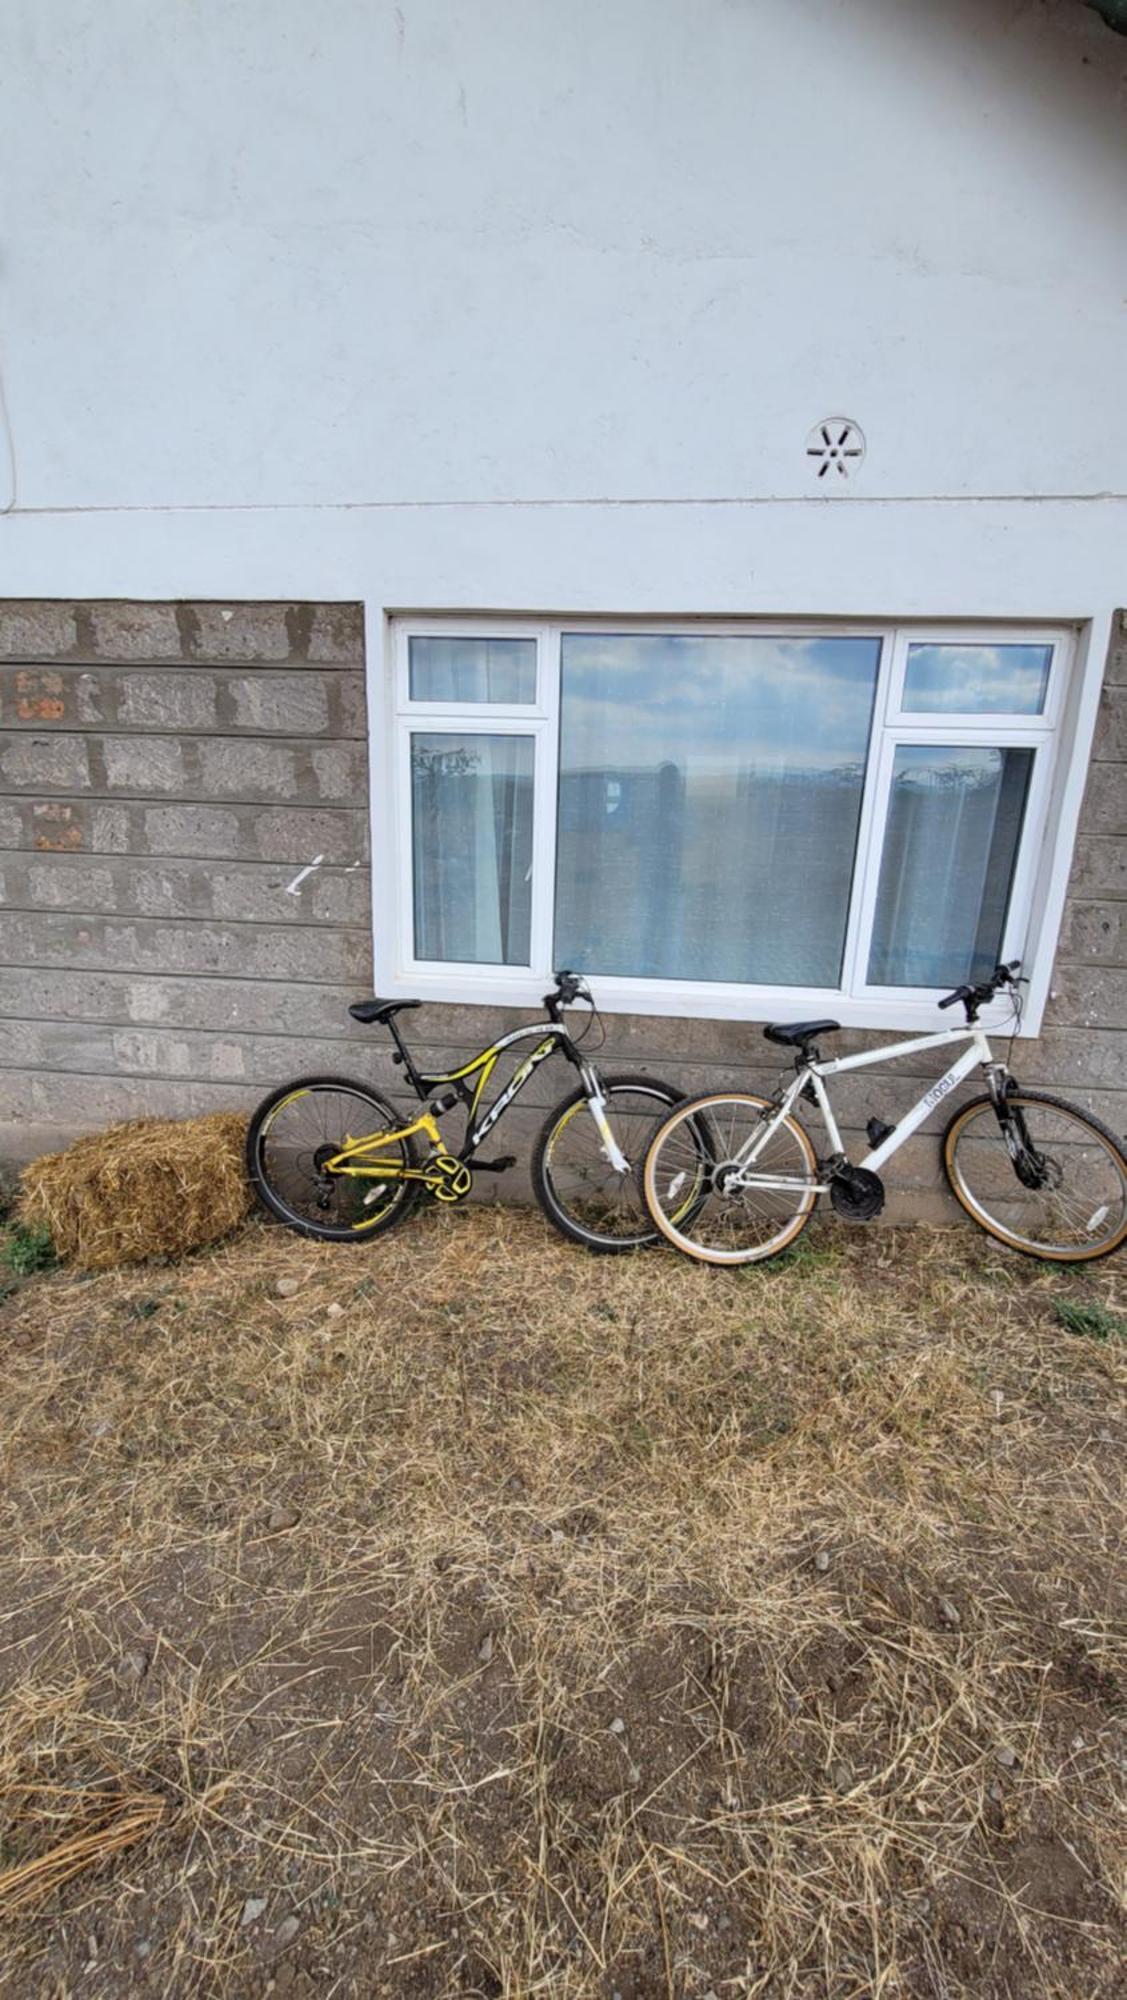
[
  {"x1": 645, "y1": 1093, "x2": 818, "y2": 1265},
  {"x1": 539, "y1": 1080, "x2": 681, "y2": 1248},
  {"x1": 256, "y1": 1083, "x2": 415, "y2": 1236},
  {"x1": 944, "y1": 1092, "x2": 1127, "y2": 1261}
]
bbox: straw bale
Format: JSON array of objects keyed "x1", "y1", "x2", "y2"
[{"x1": 18, "y1": 1113, "x2": 250, "y2": 1269}]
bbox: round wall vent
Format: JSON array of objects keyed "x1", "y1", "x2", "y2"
[{"x1": 806, "y1": 417, "x2": 865, "y2": 481}]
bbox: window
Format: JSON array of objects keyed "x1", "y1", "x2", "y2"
[{"x1": 381, "y1": 620, "x2": 1074, "y2": 1029}]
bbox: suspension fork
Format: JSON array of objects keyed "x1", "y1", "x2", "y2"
[
  {"x1": 983, "y1": 1062, "x2": 1046, "y2": 1184},
  {"x1": 578, "y1": 1063, "x2": 631, "y2": 1174}
]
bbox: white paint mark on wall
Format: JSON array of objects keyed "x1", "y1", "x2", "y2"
[{"x1": 284, "y1": 854, "x2": 324, "y2": 895}]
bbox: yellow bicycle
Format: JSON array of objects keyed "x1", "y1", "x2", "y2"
[{"x1": 246, "y1": 972, "x2": 682, "y2": 1253}]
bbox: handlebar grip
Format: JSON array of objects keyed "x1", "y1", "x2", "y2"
[{"x1": 937, "y1": 988, "x2": 965, "y2": 1010}]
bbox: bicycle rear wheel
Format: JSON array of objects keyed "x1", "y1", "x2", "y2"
[
  {"x1": 943, "y1": 1090, "x2": 1127, "y2": 1262},
  {"x1": 644, "y1": 1092, "x2": 819, "y2": 1265},
  {"x1": 247, "y1": 1075, "x2": 422, "y2": 1242}
]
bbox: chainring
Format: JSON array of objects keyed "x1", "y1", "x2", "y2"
[
  {"x1": 829, "y1": 1165, "x2": 886, "y2": 1221},
  {"x1": 426, "y1": 1153, "x2": 473, "y2": 1204}
]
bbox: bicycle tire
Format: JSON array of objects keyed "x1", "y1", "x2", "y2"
[
  {"x1": 531, "y1": 1074, "x2": 684, "y2": 1252},
  {"x1": 247, "y1": 1074, "x2": 424, "y2": 1243},
  {"x1": 943, "y1": 1089, "x2": 1127, "y2": 1263},
  {"x1": 643, "y1": 1091, "x2": 820, "y2": 1266}
]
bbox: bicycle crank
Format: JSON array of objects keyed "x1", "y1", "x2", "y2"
[
  {"x1": 425, "y1": 1153, "x2": 474, "y2": 1204},
  {"x1": 829, "y1": 1164, "x2": 886, "y2": 1221}
]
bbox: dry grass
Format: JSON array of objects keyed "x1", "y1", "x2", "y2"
[
  {"x1": 0, "y1": 1206, "x2": 1124, "y2": 1997},
  {"x1": 17, "y1": 1113, "x2": 251, "y2": 1269}
]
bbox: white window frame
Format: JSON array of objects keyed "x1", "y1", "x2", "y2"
[{"x1": 373, "y1": 616, "x2": 1082, "y2": 1035}]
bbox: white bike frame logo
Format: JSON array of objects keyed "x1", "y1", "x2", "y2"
[{"x1": 922, "y1": 1063, "x2": 965, "y2": 1113}]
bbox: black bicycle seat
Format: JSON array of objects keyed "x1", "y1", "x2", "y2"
[
  {"x1": 348, "y1": 998, "x2": 422, "y2": 1025},
  {"x1": 763, "y1": 1018, "x2": 841, "y2": 1049}
]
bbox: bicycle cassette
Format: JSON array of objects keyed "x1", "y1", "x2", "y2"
[{"x1": 829, "y1": 1165, "x2": 886, "y2": 1221}]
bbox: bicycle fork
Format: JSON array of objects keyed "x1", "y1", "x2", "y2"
[{"x1": 580, "y1": 1065, "x2": 631, "y2": 1174}]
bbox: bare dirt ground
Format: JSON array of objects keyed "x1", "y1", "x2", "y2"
[{"x1": 0, "y1": 1207, "x2": 1124, "y2": 1998}]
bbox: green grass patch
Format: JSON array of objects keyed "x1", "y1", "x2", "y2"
[
  {"x1": 1054, "y1": 1297, "x2": 1126, "y2": 1343},
  {"x1": 2, "y1": 1221, "x2": 58, "y2": 1278}
]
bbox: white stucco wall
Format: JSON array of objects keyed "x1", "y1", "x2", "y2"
[
  {"x1": 1, "y1": 0, "x2": 1126, "y2": 522},
  {"x1": 0, "y1": 0, "x2": 1124, "y2": 1039}
]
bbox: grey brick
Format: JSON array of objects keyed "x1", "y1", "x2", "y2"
[
  {"x1": 252, "y1": 808, "x2": 368, "y2": 865},
  {"x1": 196, "y1": 738, "x2": 296, "y2": 799},
  {"x1": 103, "y1": 735, "x2": 186, "y2": 792},
  {"x1": 306, "y1": 605, "x2": 365, "y2": 664},
  {"x1": 336, "y1": 672, "x2": 369, "y2": 736},
  {"x1": 0, "y1": 603, "x2": 79, "y2": 660},
  {"x1": 85, "y1": 603, "x2": 185, "y2": 661},
  {"x1": 1104, "y1": 624, "x2": 1127, "y2": 683},
  {"x1": 1044, "y1": 963, "x2": 1127, "y2": 1027},
  {"x1": 310, "y1": 741, "x2": 364, "y2": 800},
  {"x1": 1065, "y1": 837, "x2": 1127, "y2": 901},
  {"x1": 117, "y1": 672, "x2": 220, "y2": 731},
  {"x1": 181, "y1": 604, "x2": 294, "y2": 663},
  {"x1": 227, "y1": 674, "x2": 329, "y2": 735},
  {"x1": 1091, "y1": 686, "x2": 1127, "y2": 764},
  {"x1": 1026, "y1": 1026, "x2": 1127, "y2": 1092},
  {"x1": 1075, "y1": 762, "x2": 1127, "y2": 838},
  {"x1": 0, "y1": 734, "x2": 91, "y2": 790},
  {"x1": 142, "y1": 804, "x2": 243, "y2": 856},
  {"x1": 1058, "y1": 900, "x2": 1127, "y2": 964}
]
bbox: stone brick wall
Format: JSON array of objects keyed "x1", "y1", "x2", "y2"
[
  {"x1": 0, "y1": 602, "x2": 1122, "y2": 1226},
  {"x1": 0, "y1": 601, "x2": 373, "y2": 1157}
]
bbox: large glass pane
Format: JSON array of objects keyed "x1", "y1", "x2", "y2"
[
  {"x1": 409, "y1": 635, "x2": 536, "y2": 705},
  {"x1": 554, "y1": 633, "x2": 881, "y2": 986},
  {"x1": 867, "y1": 745, "x2": 1033, "y2": 988},
  {"x1": 902, "y1": 643, "x2": 1051, "y2": 715},
  {"x1": 411, "y1": 732, "x2": 534, "y2": 965}
]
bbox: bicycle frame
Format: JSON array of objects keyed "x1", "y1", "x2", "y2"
[
  {"x1": 733, "y1": 1023, "x2": 1002, "y2": 1190},
  {"x1": 324, "y1": 1019, "x2": 631, "y2": 1193}
]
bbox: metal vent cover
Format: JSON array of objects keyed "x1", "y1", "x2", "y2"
[{"x1": 806, "y1": 417, "x2": 865, "y2": 481}]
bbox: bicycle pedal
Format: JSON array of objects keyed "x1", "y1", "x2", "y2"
[
  {"x1": 866, "y1": 1117, "x2": 895, "y2": 1148},
  {"x1": 472, "y1": 1155, "x2": 517, "y2": 1174}
]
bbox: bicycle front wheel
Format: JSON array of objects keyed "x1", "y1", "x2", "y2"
[
  {"x1": 532, "y1": 1074, "x2": 684, "y2": 1252},
  {"x1": 644, "y1": 1092, "x2": 819, "y2": 1266},
  {"x1": 943, "y1": 1090, "x2": 1127, "y2": 1262},
  {"x1": 247, "y1": 1075, "x2": 423, "y2": 1243}
]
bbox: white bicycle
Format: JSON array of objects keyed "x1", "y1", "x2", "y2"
[{"x1": 643, "y1": 963, "x2": 1127, "y2": 1267}]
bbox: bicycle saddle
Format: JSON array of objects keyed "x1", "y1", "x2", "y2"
[
  {"x1": 348, "y1": 998, "x2": 422, "y2": 1025},
  {"x1": 763, "y1": 1017, "x2": 841, "y2": 1049}
]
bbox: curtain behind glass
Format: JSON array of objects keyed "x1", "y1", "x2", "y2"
[
  {"x1": 867, "y1": 746, "x2": 1033, "y2": 987},
  {"x1": 411, "y1": 733, "x2": 534, "y2": 965},
  {"x1": 554, "y1": 634, "x2": 880, "y2": 986}
]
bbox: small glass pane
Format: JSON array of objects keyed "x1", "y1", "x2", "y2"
[
  {"x1": 867, "y1": 745, "x2": 1034, "y2": 988},
  {"x1": 902, "y1": 642, "x2": 1051, "y2": 715},
  {"x1": 554, "y1": 632, "x2": 881, "y2": 985},
  {"x1": 411, "y1": 733, "x2": 534, "y2": 965},
  {"x1": 409, "y1": 635, "x2": 536, "y2": 705}
]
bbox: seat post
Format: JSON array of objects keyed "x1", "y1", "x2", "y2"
[{"x1": 386, "y1": 1016, "x2": 425, "y2": 1094}]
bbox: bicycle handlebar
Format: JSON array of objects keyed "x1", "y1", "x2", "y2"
[
  {"x1": 937, "y1": 961, "x2": 1022, "y2": 1021},
  {"x1": 543, "y1": 968, "x2": 591, "y2": 1019}
]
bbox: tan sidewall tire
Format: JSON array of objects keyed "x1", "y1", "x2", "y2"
[
  {"x1": 643, "y1": 1092, "x2": 819, "y2": 1266},
  {"x1": 943, "y1": 1090, "x2": 1127, "y2": 1263}
]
